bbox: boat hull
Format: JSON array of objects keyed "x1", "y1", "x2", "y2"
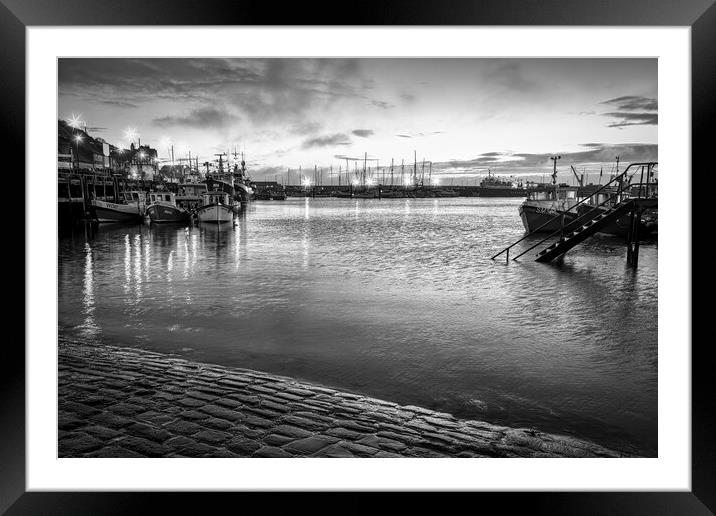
[
  {"x1": 146, "y1": 203, "x2": 190, "y2": 223},
  {"x1": 519, "y1": 203, "x2": 577, "y2": 233},
  {"x1": 576, "y1": 204, "x2": 657, "y2": 237},
  {"x1": 197, "y1": 204, "x2": 234, "y2": 223},
  {"x1": 91, "y1": 200, "x2": 142, "y2": 223}
]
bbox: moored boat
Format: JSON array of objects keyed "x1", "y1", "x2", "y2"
[
  {"x1": 576, "y1": 182, "x2": 658, "y2": 237},
  {"x1": 196, "y1": 191, "x2": 233, "y2": 223},
  {"x1": 145, "y1": 191, "x2": 190, "y2": 223},
  {"x1": 91, "y1": 191, "x2": 145, "y2": 223},
  {"x1": 518, "y1": 185, "x2": 580, "y2": 232}
]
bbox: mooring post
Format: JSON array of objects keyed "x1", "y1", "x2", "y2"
[{"x1": 626, "y1": 206, "x2": 641, "y2": 268}]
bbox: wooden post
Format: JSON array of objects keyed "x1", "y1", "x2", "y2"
[{"x1": 626, "y1": 207, "x2": 641, "y2": 268}]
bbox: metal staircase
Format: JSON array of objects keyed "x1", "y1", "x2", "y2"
[
  {"x1": 534, "y1": 199, "x2": 635, "y2": 262},
  {"x1": 491, "y1": 161, "x2": 657, "y2": 268}
]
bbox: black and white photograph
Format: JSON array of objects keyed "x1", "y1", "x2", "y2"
[{"x1": 55, "y1": 56, "x2": 659, "y2": 460}]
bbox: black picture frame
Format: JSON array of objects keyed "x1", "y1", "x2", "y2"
[{"x1": 4, "y1": 0, "x2": 711, "y2": 513}]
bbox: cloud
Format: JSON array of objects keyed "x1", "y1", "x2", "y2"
[
  {"x1": 600, "y1": 95, "x2": 657, "y2": 128},
  {"x1": 59, "y1": 58, "x2": 369, "y2": 129},
  {"x1": 603, "y1": 112, "x2": 658, "y2": 128},
  {"x1": 95, "y1": 100, "x2": 139, "y2": 109},
  {"x1": 428, "y1": 143, "x2": 657, "y2": 176},
  {"x1": 153, "y1": 106, "x2": 238, "y2": 129},
  {"x1": 333, "y1": 154, "x2": 379, "y2": 162},
  {"x1": 351, "y1": 129, "x2": 374, "y2": 138},
  {"x1": 602, "y1": 95, "x2": 658, "y2": 111},
  {"x1": 290, "y1": 120, "x2": 323, "y2": 135},
  {"x1": 371, "y1": 100, "x2": 394, "y2": 109},
  {"x1": 397, "y1": 134, "x2": 412, "y2": 138},
  {"x1": 301, "y1": 133, "x2": 352, "y2": 149}
]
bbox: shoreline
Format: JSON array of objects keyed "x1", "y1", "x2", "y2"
[{"x1": 58, "y1": 339, "x2": 629, "y2": 458}]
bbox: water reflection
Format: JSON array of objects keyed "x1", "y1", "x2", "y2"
[
  {"x1": 59, "y1": 198, "x2": 657, "y2": 455},
  {"x1": 80, "y1": 243, "x2": 99, "y2": 338}
]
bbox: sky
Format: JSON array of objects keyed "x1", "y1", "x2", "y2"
[{"x1": 58, "y1": 58, "x2": 657, "y2": 183}]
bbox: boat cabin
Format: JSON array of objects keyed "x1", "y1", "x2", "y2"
[
  {"x1": 526, "y1": 186, "x2": 580, "y2": 202},
  {"x1": 202, "y1": 191, "x2": 230, "y2": 206},
  {"x1": 120, "y1": 191, "x2": 144, "y2": 204},
  {"x1": 148, "y1": 192, "x2": 177, "y2": 205}
]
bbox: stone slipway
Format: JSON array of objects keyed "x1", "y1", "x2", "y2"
[{"x1": 58, "y1": 340, "x2": 626, "y2": 458}]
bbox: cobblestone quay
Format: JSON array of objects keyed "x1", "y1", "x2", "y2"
[{"x1": 58, "y1": 340, "x2": 627, "y2": 458}]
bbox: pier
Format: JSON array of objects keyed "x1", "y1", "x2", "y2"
[{"x1": 58, "y1": 339, "x2": 626, "y2": 459}]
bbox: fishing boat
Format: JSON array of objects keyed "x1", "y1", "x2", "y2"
[
  {"x1": 145, "y1": 191, "x2": 190, "y2": 223},
  {"x1": 91, "y1": 191, "x2": 145, "y2": 223},
  {"x1": 196, "y1": 191, "x2": 233, "y2": 224},
  {"x1": 518, "y1": 185, "x2": 580, "y2": 232},
  {"x1": 575, "y1": 181, "x2": 658, "y2": 237}
]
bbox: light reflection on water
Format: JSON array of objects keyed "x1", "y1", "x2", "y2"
[{"x1": 58, "y1": 198, "x2": 657, "y2": 455}]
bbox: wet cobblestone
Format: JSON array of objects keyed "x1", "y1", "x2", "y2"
[{"x1": 58, "y1": 340, "x2": 627, "y2": 458}]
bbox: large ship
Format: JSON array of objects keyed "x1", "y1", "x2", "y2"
[{"x1": 478, "y1": 170, "x2": 527, "y2": 197}]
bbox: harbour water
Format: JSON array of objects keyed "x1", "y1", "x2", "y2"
[{"x1": 58, "y1": 197, "x2": 657, "y2": 456}]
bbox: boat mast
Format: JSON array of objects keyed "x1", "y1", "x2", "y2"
[
  {"x1": 550, "y1": 155, "x2": 561, "y2": 199},
  {"x1": 363, "y1": 152, "x2": 367, "y2": 187}
]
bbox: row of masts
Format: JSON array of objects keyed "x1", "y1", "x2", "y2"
[
  {"x1": 162, "y1": 145, "x2": 247, "y2": 178},
  {"x1": 286, "y1": 152, "x2": 436, "y2": 188}
]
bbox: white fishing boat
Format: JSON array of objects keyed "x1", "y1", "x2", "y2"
[{"x1": 196, "y1": 191, "x2": 233, "y2": 224}]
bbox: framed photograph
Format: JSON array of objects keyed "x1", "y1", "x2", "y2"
[{"x1": 6, "y1": 0, "x2": 711, "y2": 512}]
